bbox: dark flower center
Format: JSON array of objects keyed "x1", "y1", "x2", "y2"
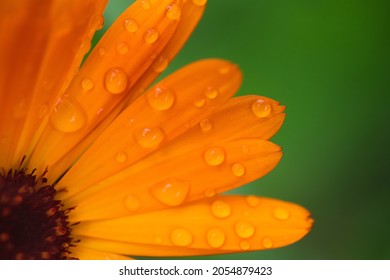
[{"x1": 0, "y1": 168, "x2": 75, "y2": 259}]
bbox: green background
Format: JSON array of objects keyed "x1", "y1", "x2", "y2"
[{"x1": 96, "y1": 0, "x2": 390, "y2": 259}]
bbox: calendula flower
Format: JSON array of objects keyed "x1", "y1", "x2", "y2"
[{"x1": 0, "y1": 0, "x2": 312, "y2": 260}]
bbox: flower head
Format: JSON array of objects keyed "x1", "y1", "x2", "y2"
[{"x1": 0, "y1": 0, "x2": 312, "y2": 259}]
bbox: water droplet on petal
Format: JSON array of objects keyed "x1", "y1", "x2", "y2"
[
  {"x1": 124, "y1": 195, "x2": 141, "y2": 211},
  {"x1": 252, "y1": 98, "x2": 272, "y2": 118},
  {"x1": 93, "y1": 14, "x2": 104, "y2": 30},
  {"x1": 211, "y1": 200, "x2": 231, "y2": 218},
  {"x1": 166, "y1": 4, "x2": 181, "y2": 20},
  {"x1": 246, "y1": 195, "x2": 260, "y2": 207},
  {"x1": 115, "y1": 151, "x2": 128, "y2": 163},
  {"x1": 104, "y1": 68, "x2": 128, "y2": 94},
  {"x1": 218, "y1": 65, "x2": 231, "y2": 74},
  {"x1": 171, "y1": 228, "x2": 193, "y2": 246},
  {"x1": 273, "y1": 207, "x2": 290, "y2": 220},
  {"x1": 50, "y1": 96, "x2": 87, "y2": 133},
  {"x1": 140, "y1": 0, "x2": 151, "y2": 10},
  {"x1": 204, "y1": 188, "x2": 216, "y2": 198},
  {"x1": 146, "y1": 86, "x2": 175, "y2": 111},
  {"x1": 98, "y1": 47, "x2": 106, "y2": 56},
  {"x1": 192, "y1": 0, "x2": 207, "y2": 6},
  {"x1": 262, "y1": 237, "x2": 274, "y2": 249},
  {"x1": 199, "y1": 119, "x2": 213, "y2": 132},
  {"x1": 205, "y1": 87, "x2": 218, "y2": 99},
  {"x1": 235, "y1": 221, "x2": 255, "y2": 238},
  {"x1": 116, "y1": 41, "x2": 129, "y2": 54},
  {"x1": 81, "y1": 78, "x2": 94, "y2": 91},
  {"x1": 124, "y1": 18, "x2": 139, "y2": 33},
  {"x1": 150, "y1": 179, "x2": 190, "y2": 206},
  {"x1": 240, "y1": 240, "x2": 251, "y2": 250},
  {"x1": 204, "y1": 147, "x2": 225, "y2": 166},
  {"x1": 193, "y1": 98, "x2": 206, "y2": 108},
  {"x1": 231, "y1": 163, "x2": 246, "y2": 177},
  {"x1": 134, "y1": 127, "x2": 164, "y2": 148},
  {"x1": 153, "y1": 56, "x2": 169, "y2": 72},
  {"x1": 144, "y1": 28, "x2": 159, "y2": 44},
  {"x1": 207, "y1": 228, "x2": 225, "y2": 248}
]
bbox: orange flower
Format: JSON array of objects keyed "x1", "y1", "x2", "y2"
[{"x1": 0, "y1": 0, "x2": 312, "y2": 260}]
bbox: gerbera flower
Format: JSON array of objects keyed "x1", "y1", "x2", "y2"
[{"x1": 0, "y1": 0, "x2": 313, "y2": 260}]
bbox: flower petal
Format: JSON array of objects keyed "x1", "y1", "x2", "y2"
[
  {"x1": 0, "y1": 0, "x2": 107, "y2": 168},
  {"x1": 28, "y1": 0, "x2": 189, "y2": 173},
  {"x1": 72, "y1": 195, "x2": 312, "y2": 256},
  {"x1": 57, "y1": 59, "x2": 242, "y2": 199},
  {"x1": 69, "y1": 246, "x2": 133, "y2": 260}
]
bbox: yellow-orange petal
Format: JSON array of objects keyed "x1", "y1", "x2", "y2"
[
  {"x1": 0, "y1": 0, "x2": 107, "y2": 168},
  {"x1": 66, "y1": 139, "x2": 281, "y2": 221},
  {"x1": 72, "y1": 195, "x2": 313, "y2": 256},
  {"x1": 57, "y1": 59, "x2": 242, "y2": 199},
  {"x1": 69, "y1": 246, "x2": 133, "y2": 260},
  {"x1": 28, "y1": 0, "x2": 185, "y2": 174}
]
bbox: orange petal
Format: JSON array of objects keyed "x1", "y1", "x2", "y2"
[
  {"x1": 69, "y1": 246, "x2": 133, "y2": 260},
  {"x1": 66, "y1": 139, "x2": 281, "y2": 221},
  {"x1": 57, "y1": 59, "x2": 242, "y2": 199},
  {"x1": 72, "y1": 195, "x2": 313, "y2": 256},
  {"x1": 28, "y1": 0, "x2": 185, "y2": 174},
  {"x1": 0, "y1": 0, "x2": 107, "y2": 168}
]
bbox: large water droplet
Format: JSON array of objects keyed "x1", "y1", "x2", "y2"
[
  {"x1": 50, "y1": 96, "x2": 87, "y2": 133},
  {"x1": 134, "y1": 127, "x2": 164, "y2": 148},
  {"x1": 235, "y1": 221, "x2": 255, "y2": 238},
  {"x1": 150, "y1": 179, "x2": 190, "y2": 206},
  {"x1": 204, "y1": 147, "x2": 225, "y2": 166},
  {"x1": 246, "y1": 195, "x2": 260, "y2": 207},
  {"x1": 124, "y1": 195, "x2": 141, "y2": 211},
  {"x1": 205, "y1": 87, "x2": 218, "y2": 99},
  {"x1": 252, "y1": 98, "x2": 272, "y2": 118},
  {"x1": 192, "y1": 0, "x2": 207, "y2": 6},
  {"x1": 207, "y1": 228, "x2": 225, "y2": 248},
  {"x1": 124, "y1": 18, "x2": 139, "y2": 33},
  {"x1": 211, "y1": 200, "x2": 231, "y2": 218},
  {"x1": 104, "y1": 68, "x2": 128, "y2": 94},
  {"x1": 144, "y1": 28, "x2": 159, "y2": 44},
  {"x1": 166, "y1": 4, "x2": 181, "y2": 20},
  {"x1": 81, "y1": 78, "x2": 94, "y2": 91},
  {"x1": 153, "y1": 56, "x2": 169, "y2": 73},
  {"x1": 116, "y1": 41, "x2": 129, "y2": 54},
  {"x1": 193, "y1": 98, "x2": 206, "y2": 108},
  {"x1": 273, "y1": 207, "x2": 290, "y2": 220},
  {"x1": 140, "y1": 0, "x2": 151, "y2": 10},
  {"x1": 171, "y1": 228, "x2": 193, "y2": 247},
  {"x1": 146, "y1": 86, "x2": 175, "y2": 111},
  {"x1": 231, "y1": 163, "x2": 246, "y2": 177},
  {"x1": 115, "y1": 151, "x2": 128, "y2": 163},
  {"x1": 262, "y1": 237, "x2": 274, "y2": 249},
  {"x1": 199, "y1": 119, "x2": 213, "y2": 132}
]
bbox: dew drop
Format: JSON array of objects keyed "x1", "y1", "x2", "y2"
[
  {"x1": 211, "y1": 200, "x2": 231, "y2": 218},
  {"x1": 171, "y1": 228, "x2": 193, "y2": 247},
  {"x1": 153, "y1": 56, "x2": 169, "y2": 73},
  {"x1": 204, "y1": 147, "x2": 225, "y2": 166},
  {"x1": 146, "y1": 86, "x2": 175, "y2": 111},
  {"x1": 205, "y1": 87, "x2": 218, "y2": 99},
  {"x1": 218, "y1": 65, "x2": 231, "y2": 74},
  {"x1": 93, "y1": 14, "x2": 104, "y2": 30},
  {"x1": 231, "y1": 163, "x2": 246, "y2": 177},
  {"x1": 273, "y1": 207, "x2": 290, "y2": 220},
  {"x1": 204, "y1": 188, "x2": 216, "y2": 198},
  {"x1": 166, "y1": 4, "x2": 181, "y2": 20},
  {"x1": 199, "y1": 119, "x2": 213, "y2": 132},
  {"x1": 239, "y1": 240, "x2": 251, "y2": 251},
  {"x1": 207, "y1": 228, "x2": 225, "y2": 248},
  {"x1": 50, "y1": 96, "x2": 87, "y2": 133},
  {"x1": 235, "y1": 221, "x2": 255, "y2": 239},
  {"x1": 144, "y1": 28, "x2": 159, "y2": 44},
  {"x1": 134, "y1": 127, "x2": 164, "y2": 148},
  {"x1": 98, "y1": 47, "x2": 106, "y2": 56},
  {"x1": 124, "y1": 195, "x2": 141, "y2": 211},
  {"x1": 262, "y1": 237, "x2": 274, "y2": 249},
  {"x1": 81, "y1": 78, "x2": 94, "y2": 91},
  {"x1": 246, "y1": 195, "x2": 260, "y2": 207},
  {"x1": 252, "y1": 98, "x2": 272, "y2": 118},
  {"x1": 104, "y1": 68, "x2": 128, "y2": 94},
  {"x1": 150, "y1": 179, "x2": 190, "y2": 206},
  {"x1": 116, "y1": 41, "x2": 129, "y2": 54},
  {"x1": 192, "y1": 0, "x2": 207, "y2": 6},
  {"x1": 124, "y1": 18, "x2": 139, "y2": 33},
  {"x1": 115, "y1": 151, "x2": 128, "y2": 163},
  {"x1": 140, "y1": 0, "x2": 151, "y2": 10},
  {"x1": 193, "y1": 98, "x2": 206, "y2": 108}
]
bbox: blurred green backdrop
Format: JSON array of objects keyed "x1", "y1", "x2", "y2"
[{"x1": 95, "y1": 0, "x2": 389, "y2": 259}]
